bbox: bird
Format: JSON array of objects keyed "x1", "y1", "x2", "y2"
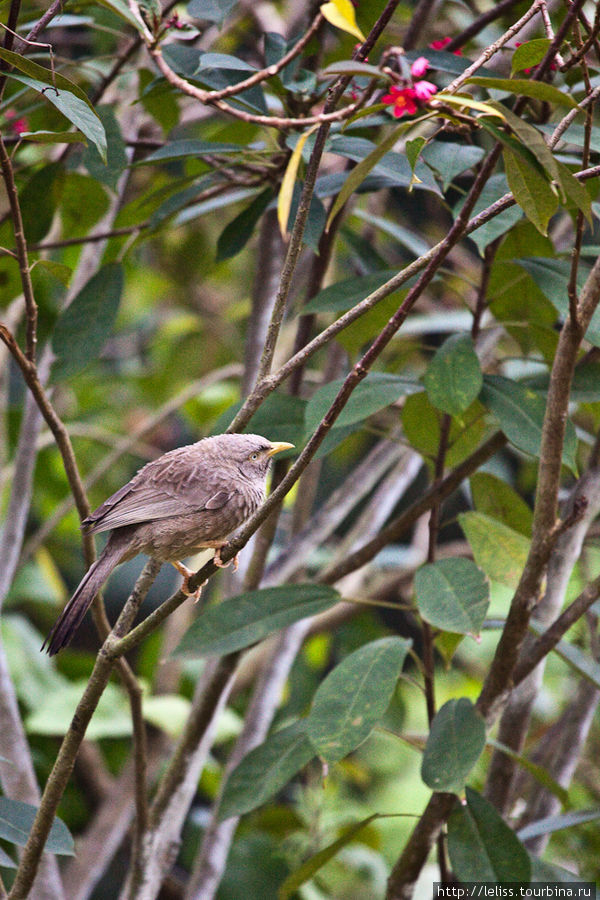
[{"x1": 43, "y1": 433, "x2": 294, "y2": 655}]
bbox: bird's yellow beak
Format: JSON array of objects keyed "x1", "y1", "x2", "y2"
[{"x1": 267, "y1": 441, "x2": 295, "y2": 457}]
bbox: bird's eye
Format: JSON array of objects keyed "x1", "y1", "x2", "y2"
[{"x1": 249, "y1": 452, "x2": 259, "y2": 461}]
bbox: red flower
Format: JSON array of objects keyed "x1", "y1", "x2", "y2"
[
  {"x1": 382, "y1": 85, "x2": 418, "y2": 118},
  {"x1": 429, "y1": 37, "x2": 462, "y2": 56}
]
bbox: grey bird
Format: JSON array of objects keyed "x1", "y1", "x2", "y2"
[{"x1": 43, "y1": 433, "x2": 293, "y2": 655}]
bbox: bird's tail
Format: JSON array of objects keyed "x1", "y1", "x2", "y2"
[{"x1": 43, "y1": 540, "x2": 124, "y2": 656}]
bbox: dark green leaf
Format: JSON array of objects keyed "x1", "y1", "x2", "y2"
[
  {"x1": 187, "y1": 0, "x2": 238, "y2": 26},
  {"x1": 174, "y1": 584, "x2": 340, "y2": 658},
  {"x1": 424, "y1": 334, "x2": 482, "y2": 416},
  {"x1": 511, "y1": 39, "x2": 552, "y2": 74},
  {"x1": 459, "y1": 512, "x2": 530, "y2": 589},
  {"x1": 243, "y1": 392, "x2": 306, "y2": 451},
  {"x1": 0, "y1": 845, "x2": 16, "y2": 867},
  {"x1": 305, "y1": 373, "x2": 419, "y2": 434},
  {"x1": 0, "y1": 797, "x2": 74, "y2": 856},
  {"x1": 303, "y1": 269, "x2": 399, "y2": 314},
  {"x1": 470, "y1": 472, "x2": 533, "y2": 537},
  {"x1": 19, "y1": 131, "x2": 85, "y2": 145},
  {"x1": 20, "y1": 164, "x2": 62, "y2": 244},
  {"x1": 277, "y1": 814, "x2": 380, "y2": 900},
  {"x1": 421, "y1": 698, "x2": 486, "y2": 793},
  {"x1": 218, "y1": 721, "x2": 315, "y2": 821},
  {"x1": 461, "y1": 173, "x2": 522, "y2": 254},
  {"x1": 0, "y1": 47, "x2": 95, "y2": 108},
  {"x1": 51, "y1": 263, "x2": 124, "y2": 381},
  {"x1": 8, "y1": 73, "x2": 107, "y2": 161},
  {"x1": 216, "y1": 188, "x2": 273, "y2": 261},
  {"x1": 406, "y1": 136, "x2": 427, "y2": 175},
  {"x1": 307, "y1": 637, "x2": 410, "y2": 763},
  {"x1": 468, "y1": 76, "x2": 577, "y2": 108},
  {"x1": 422, "y1": 141, "x2": 485, "y2": 190},
  {"x1": 139, "y1": 139, "x2": 244, "y2": 165},
  {"x1": 448, "y1": 788, "x2": 531, "y2": 883},
  {"x1": 479, "y1": 374, "x2": 577, "y2": 472},
  {"x1": 82, "y1": 105, "x2": 128, "y2": 190},
  {"x1": 414, "y1": 558, "x2": 489, "y2": 636}
]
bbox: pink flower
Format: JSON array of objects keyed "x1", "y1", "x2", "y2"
[
  {"x1": 413, "y1": 80, "x2": 437, "y2": 101},
  {"x1": 429, "y1": 37, "x2": 462, "y2": 56},
  {"x1": 382, "y1": 85, "x2": 418, "y2": 118},
  {"x1": 410, "y1": 56, "x2": 430, "y2": 77},
  {"x1": 4, "y1": 109, "x2": 28, "y2": 135}
]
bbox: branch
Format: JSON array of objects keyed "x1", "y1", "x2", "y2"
[{"x1": 8, "y1": 560, "x2": 161, "y2": 900}]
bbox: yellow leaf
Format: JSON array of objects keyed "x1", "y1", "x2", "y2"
[
  {"x1": 320, "y1": 0, "x2": 366, "y2": 41},
  {"x1": 277, "y1": 125, "x2": 319, "y2": 237},
  {"x1": 434, "y1": 93, "x2": 506, "y2": 119}
]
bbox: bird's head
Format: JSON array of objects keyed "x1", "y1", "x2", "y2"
[{"x1": 213, "y1": 433, "x2": 294, "y2": 480}]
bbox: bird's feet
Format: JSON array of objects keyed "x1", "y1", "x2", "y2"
[
  {"x1": 172, "y1": 561, "x2": 206, "y2": 602},
  {"x1": 213, "y1": 546, "x2": 239, "y2": 571}
]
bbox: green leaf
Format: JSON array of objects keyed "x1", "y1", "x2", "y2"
[
  {"x1": 461, "y1": 173, "x2": 522, "y2": 254},
  {"x1": 511, "y1": 39, "x2": 552, "y2": 74},
  {"x1": 504, "y1": 148, "x2": 558, "y2": 235},
  {"x1": 448, "y1": 787, "x2": 531, "y2": 883},
  {"x1": 0, "y1": 47, "x2": 95, "y2": 108},
  {"x1": 424, "y1": 334, "x2": 482, "y2": 416},
  {"x1": 322, "y1": 61, "x2": 389, "y2": 79},
  {"x1": 480, "y1": 374, "x2": 577, "y2": 472},
  {"x1": 470, "y1": 472, "x2": 533, "y2": 537},
  {"x1": 517, "y1": 808, "x2": 600, "y2": 842},
  {"x1": 0, "y1": 845, "x2": 16, "y2": 868},
  {"x1": 406, "y1": 136, "x2": 427, "y2": 176},
  {"x1": 216, "y1": 188, "x2": 273, "y2": 261},
  {"x1": 277, "y1": 814, "x2": 380, "y2": 900},
  {"x1": 187, "y1": 0, "x2": 238, "y2": 26},
  {"x1": 142, "y1": 694, "x2": 191, "y2": 739},
  {"x1": 307, "y1": 637, "x2": 410, "y2": 763},
  {"x1": 0, "y1": 798, "x2": 74, "y2": 856},
  {"x1": 20, "y1": 164, "x2": 62, "y2": 244},
  {"x1": 305, "y1": 372, "x2": 418, "y2": 434},
  {"x1": 468, "y1": 76, "x2": 578, "y2": 108},
  {"x1": 9, "y1": 73, "x2": 107, "y2": 161},
  {"x1": 51, "y1": 263, "x2": 124, "y2": 381},
  {"x1": 18, "y1": 130, "x2": 85, "y2": 145},
  {"x1": 459, "y1": 511, "x2": 530, "y2": 589},
  {"x1": 402, "y1": 392, "x2": 489, "y2": 468},
  {"x1": 174, "y1": 584, "x2": 340, "y2": 658},
  {"x1": 414, "y1": 558, "x2": 489, "y2": 636},
  {"x1": 218, "y1": 721, "x2": 315, "y2": 821},
  {"x1": 421, "y1": 698, "x2": 486, "y2": 793},
  {"x1": 303, "y1": 268, "x2": 400, "y2": 314},
  {"x1": 82, "y1": 104, "x2": 128, "y2": 191}
]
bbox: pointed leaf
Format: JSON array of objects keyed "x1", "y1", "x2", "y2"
[
  {"x1": 303, "y1": 268, "x2": 400, "y2": 314},
  {"x1": 421, "y1": 698, "x2": 486, "y2": 793},
  {"x1": 415, "y1": 558, "x2": 489, "y2": 636},
  {"x1": 320, "y1": 0, "x2": 365, "y2": 41},
  {"x1": 436, "y1": 93, "x2": 506, "y2": 118},
  {"x1": 470, "y1": 473, "x2": 533, "y2": 537},
  {"x1": 424, "y1": 333, "x2": 482, "y2": 416},
  {"x1": 511, "y1": 39, "x2": 552, "y2": 74},
  {"x1": 307, "y1": 637, "x2": 410, "y2": 763},
  {"x1": 487, "y1": 739, "x2": 569, "y2": 806},
  {"x1": 0, "y1": 47, "x2": 95, "y2": 108},
  {"x1": 517, "y1": 808, "x2": 600, "y2": 842},
  {"x1": 174, "y1": 584, "x2": 340, "y2": 658},
  {"x1": 218, "y1": 721, "x2": 315, "y2": 821},
  {"x1": 448, "y1": 787, "x2": 531, "y2": 882},
  {"x1": 479, "y1": 374, "x2": 577, "y2": 472},
  {"x1": 51, "y1": 263, "x2": 124, "y2": 381},
  {"x1": 459, "y1": 512, "x2": 530, "y2": 589},
  {"x1": 0, "y1": 798, "x2": 74, "y2": 855},
  {"x1": 217, "y1": 187, "x2": 273, "y2": 261}
]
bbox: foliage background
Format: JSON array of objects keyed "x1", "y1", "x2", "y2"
[{"x1": 0, "y1": 0, "x2": 600, "y2": 897}]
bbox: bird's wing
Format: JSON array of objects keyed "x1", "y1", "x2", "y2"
[{"x1": 83, "y1": 450, "x2": 237, "y2": 534}]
